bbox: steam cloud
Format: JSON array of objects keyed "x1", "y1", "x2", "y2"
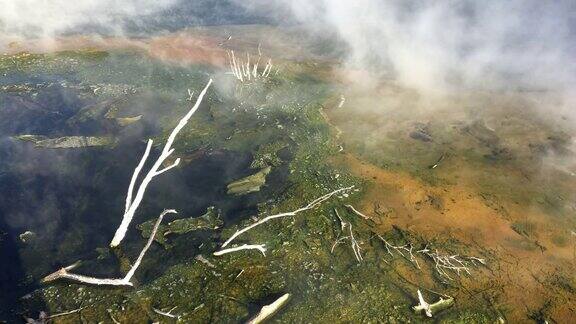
[
  {"x1": 2, "y1": 0, "x2": 576, "y2": 97},
  {"x1": 0, "y1": 0, "x2": 177, "y2": 39},
  {"x1": 239, "y1": 0, "x2": 576, "y2": 96}
]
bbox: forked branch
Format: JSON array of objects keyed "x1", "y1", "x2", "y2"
[
  {"x1": 43, "y1": 210, "x2": 176, "y2": 286},
  {"x1": 110, "y1": 79, "x2": 213, "y2": 247},
  {"x1": 218, "y1": 186, "x2": 354, "y2": 250}
]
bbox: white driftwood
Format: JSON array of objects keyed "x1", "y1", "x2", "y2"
[
  {"x1": 220, "y1": 186, "x2": 354, "y2": 249},
  {"x1": 43, "y1": 210, "x2": 176, "y2": 286},
  {"x1": 247, "y1": 293, "x2": 291, "y2": 324},
  {"x1": 413, "y1": 289, "x2": 454, "y2": 317},
  {"x1": 214, "y1": 244, "x2": 267, "y2": 256},
  {"x1": 153, "y1": 306, "x2": 179, "y2": 319},
  {"x1": 110, "y1": 79, "x2": 213, "y2": 247},
  {"x1": 345, "y1": 204, "x2": 370, "y2": 220},
  {"x1": 415, "y1": 289, "x2": 432, "y2": 317}
]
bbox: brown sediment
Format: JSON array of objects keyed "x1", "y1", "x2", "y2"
[
  {"x1": 324, "y1": 81, "x2": 576, "y2": 322},
  {"x1": 334, "y1": 152, "x2": 575, "y2": 322},
  {"x1": 2, "y1": 31, "x2": 228, "y2": 67},
  {"x1": 147, "y1": 32, "x2": 226, "y2": 66}
]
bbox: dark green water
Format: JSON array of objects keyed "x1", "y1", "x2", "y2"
[{"x1": 0, "y1": 51, "x2": 289, "y2": 321}]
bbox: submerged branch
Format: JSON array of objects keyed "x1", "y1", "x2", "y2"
[
  {"x1": 110, "y1": 79, "x2": 212, "y2": 247},
  {"x1": 220, "y1": 186, "x2": 354, "y2": 249},
  {"x1": 345, "y1": 204, "x2": 370, "y2": 220},
  {"x1": 43, "y1": 210, "x2": 175, "y2": 286},
  {"x1": 247, "y1": 293, "x2": 291, "y2": 324},
  {"x1": 213, "y1": 244, "x2": 267, "y2": 256}
]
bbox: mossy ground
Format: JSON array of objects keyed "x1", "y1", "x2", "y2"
[{"x1": 2, "y1": 48, "x2": 501, "y2": 323}]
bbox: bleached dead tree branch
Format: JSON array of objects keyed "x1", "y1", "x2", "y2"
[
  {"x1": 413, "y1": 289, "x2": 454, "y2": 317},
  {"x1": 377, "y1": 235, "x2": 420, "y2": 269},
  {"x1": 377, "y1": 235, "x2": 485, "y2": 280},
  {"x1": 213, "y1": 244, "x2": 267, "y2": 256},
  {"x1": 226, "y1": 49, "x2": 274, "y2": 83},
  {"x1": 110, "y1": 79, "x2": 213, "y2": 247},
  {"x1": 330, "y1": 208, "x2": 363, "y2": 262},
  {"x1": 247, "y1": 293, "x2": 291, "y2": 324},
  {"x1": 417, "y1": 245, "x2": 485, "y2": 280},
  {"x1": 330, "y1": 208, "x2": 349, "y2": 253},
  {"x1": 218, "y1": 186, "x2": 354, "y2": 252},
  {"x1": 153, "y1": 306, "x2": 179, "y2": 319},
  {"x1": 43, "y1": 209, "x2": 176, "y2": 286},
  {"x1": 345, "y1": 204, "x2": 370, "y2": 220},
  {"x1": 349, "y1": 223, "x2": 363, "y2": 262}
]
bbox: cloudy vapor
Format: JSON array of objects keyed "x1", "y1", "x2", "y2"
[
  {"x1": 240, "y1": 0, "x2": 576, "y2": 96},
  {"x1": 2, "y1": 0, "x2": 576, "y2": 97}
]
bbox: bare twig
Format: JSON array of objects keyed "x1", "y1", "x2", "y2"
[
  {"x1": 417, "y1": 245, "x2": 482, "y2": 280},
  {"x1": 345, "y1": 204, "x2": 370, "y2": 220},
  {"x1": 330, "y1": 208, "x2": 362, "y2": 262},
  {"x1": 153, "y1": 306, "x2": 179, "y2": 319},
  {"x1": 110, "y1": 79, "x2": 212, "y2": 247},
  {"x1": 187, "y1": 89, "x2": 195, "y2": 101},
  {"x1": 247, "y1": 293, "x2": 291, "y2": 324},
  {"x1": 213, "y1": 244, "x2": 267, "y2": 256},
  {"x1": 377, "y1": 235, "x2": 420, "y2": 269},
  {"x1": 330, "y1": 208, "x2": 349, "y2": 253},
  {"x1": 46, "y1": 306, "x2": 88, "y2": 319},
  {"x1": 349, "y1": 224, "x2": 363, "y2": 262},
  {"x1": 415, "y1": 289, "x2": 432, "y2": 317},
  {"x1": 227, "y1": 50, "x2": 275, "y2": 83},
  {"x1": 43, "y1": 210, "x2": 176, "y2": 286},
  {"x1": 107, "y1": 309, "x2": 121, "y2": 324},
  {"x1": 220, "y1": 186, "x2": 354, "y2": 249}
]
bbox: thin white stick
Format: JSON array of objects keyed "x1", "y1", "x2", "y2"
[
  {"x1": 345, "y1": 204, "x2": 370, "y2": 220},
  {"x1": 43, "y1": 209, "x2": 175, "y2": 286},
  {"x1": 226, "y1": 48, "x2": 276, "y2": 83},
  {"x1": 227, "y1": 51, "x2": 235, "y2": 78},
  {"x1": 331, "y1": 208, "x2": 348, "y2": 253},
  {"x1": 231, "y1": 51, "x2": 243, "y2": 82},
  {"x1": 153, "y1": 306, "x2": 179, "y2": 319},
  {"x1": 247, "y1": 293, "x2": 291, "y2": 324},
  {"x1": 253, "y1": 55, "x2": 260, "y2": 78},
  {"x1": 125, "y1": 140, "x2": 153, "y2": 213},
  {"x1": 261, "y1": 59, "x2": 272, "y2": 77},
  {"x1": 264, "y1": 60, "x2": 273, "y2": 77},
  {"x1": 154, "y1": 158, "x2": 181, "y2": 176},
  {"x1": 125, "y1": 209, "x2": 176, "y2": 281},
  {"x1": 349, "y1": 224, "x2": 363, "y2": 262},
  {"x1": 245, "y1": 53, "x2": 251, "y2": 80},
  {"x1": 110, "y1": 79, "x2": 212, "y2": 247},
  {"x1": 213, "y1": 244, "x2": 267, "y2": 256},
  {"x1": 221, "y1": 186, "x2": 354, "y2": 248},
  {"x1": 47, "y1": 306, "x2": 87, "y2": 319},
  {"x1": 187, "y1": 89, "x2": 195, "y2": 101}
]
